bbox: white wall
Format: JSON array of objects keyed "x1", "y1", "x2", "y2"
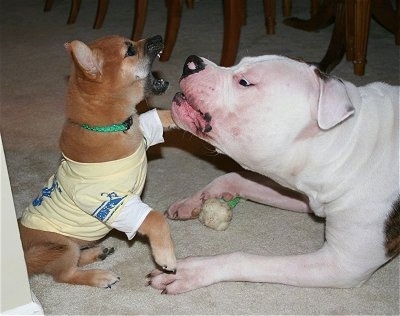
[{"x1": 0, "y1": 134, "x2": 43, "y2": 314}]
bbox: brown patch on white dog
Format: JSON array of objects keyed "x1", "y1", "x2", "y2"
[{"x1": 385, "y1": 197, "x2": 400, "y2": 258}]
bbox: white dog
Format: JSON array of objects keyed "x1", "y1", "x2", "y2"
[{"x1": 148, "y1": 55, "x2": 399, "y2": 294}]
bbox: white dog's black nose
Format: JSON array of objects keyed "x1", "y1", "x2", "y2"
[{"x1": 181, "y1": 55, "x2": 205, "y2": 79}]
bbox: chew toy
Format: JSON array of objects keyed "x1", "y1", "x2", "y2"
[{"x1": 199, "y1": 197, "x2": 241, "y2": 231}]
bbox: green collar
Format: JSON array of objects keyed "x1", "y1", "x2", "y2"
[{"x1": 79, "y1": 116, "x2": 133, "y2": 133}]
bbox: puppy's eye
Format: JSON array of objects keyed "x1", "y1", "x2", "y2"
[
  {"x1": 125, "y1": 44, "x2": 136, "y2": 57},
  {"x1": 239, "y1": 78, "x2": 254, "y2": 87}
]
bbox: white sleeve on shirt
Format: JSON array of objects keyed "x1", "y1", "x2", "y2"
[
  {"x1": 139, "y1": 109, "x2": 164, "y2": 148},
  {"x1": 110, "y1": 195, "x2": 152, "y2": 240}
]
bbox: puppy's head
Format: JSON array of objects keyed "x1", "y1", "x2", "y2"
[{"x1": 64, "y1": 35, "x2": 168, "y2": 120}]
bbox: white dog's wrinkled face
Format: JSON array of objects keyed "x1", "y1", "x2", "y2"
[{"x1": 172, "y1": 55, "x2": 354, "y2": 169}]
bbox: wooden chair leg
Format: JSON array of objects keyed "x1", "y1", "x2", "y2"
[
  {"x1": 345, "y1": 0, "x2": 355, "y2": 61},
  {"x1": 284, "y1": 0, "x2": 336, "y2": 31},
  {"x1": 264, "y1": 0, "x2": 276, "y2": 34},
  {"x1": 185, "y1": 0, "x2": 194, "y2": 9},
  {"x1": 220, "y1": 0, "x2": 243, "y2": 66},
  {"x1": 67, "y1": 0, "x2": 81, "y2": 24},
  {"x1": 353, "y1": 0, "x2": 371, "y2": 76},
  {"x1": 93, "y1": 0, "x2": 109, "y2": 29},
  {"x1": 240, "y1": 0, "x2": 247, "y2": 25},
  {"x1": 371, "y1": 0, "x2": 398, "y2": 43},
  {"x1": 44, "y1": 0, "x2": 54, "y2": 12},
  {"x1": 132, "y1": 0, "x2": 149, "y2": 40},
  {"x1": 159, "y1": 0, "x2": 182, "y2": 61},
  {"x1": 132, "y1": 0, "x2": 193, "y2": 57},
  {"x1": 397, "y1": 0, "x2": 400, "y2": 45},
  {"x1": 318, "y1": 0, "x2": 346, "y2": 73},
  {"x1": 282, "y1": 0, "x2": 292, "y2": 16},
  {"x1": 311, "y1": 0, "x2": 320, "y2": 16}
]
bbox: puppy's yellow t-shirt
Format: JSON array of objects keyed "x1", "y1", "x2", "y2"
[{"x1": 21, "y1": 109, "x2": 163, "y2": 241}]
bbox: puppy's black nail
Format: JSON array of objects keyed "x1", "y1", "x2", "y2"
[
  {"x1": 162, "y1": 267, "x2": 177, "y2": 274},
  {"x1": 103, "y1": 247, "x2": 115, "y2": 255},
  {"x1": 161, "y1": 289, "x2": 167, "y2": 295},
  {"x1": 98, "y1": 253, "x2": 107, "y2": 260}
]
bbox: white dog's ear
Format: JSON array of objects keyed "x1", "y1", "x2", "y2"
[
  {"x1": 316, "y1": 71, "x2": 355, "y2": 130},
  {"x1": 64, "y1": 41, "x2": 102, "y2": 79}
]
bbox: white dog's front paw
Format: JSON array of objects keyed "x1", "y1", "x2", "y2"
[
  {"x1": 147, "y1": 256, "x2": 218, "y2": 294},
  {"x1": 167, "y1": 193, "x2": 210, "y2": 220}
]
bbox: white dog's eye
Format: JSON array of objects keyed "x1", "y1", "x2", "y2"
[{"x1": 239, "y1": 78, "x2": 254, "y2": 87}]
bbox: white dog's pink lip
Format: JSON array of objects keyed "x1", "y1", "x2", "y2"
[
  {"x1": 172, "y1": 92, "x2": 212, "y2": 133},
  {"x1": 172, "y1": 92, "x2": 187, "y2": 107}
]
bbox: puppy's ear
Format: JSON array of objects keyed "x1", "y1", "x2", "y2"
[
  {"x1": 64, "y1": 41, "x2": 102, "y2": 79},
  {"x1": 316, "y1": 70, "x2": 355, "y2": 130}
]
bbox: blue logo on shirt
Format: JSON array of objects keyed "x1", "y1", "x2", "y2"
[
  {"x1": 32, "y1": 175, "x2": 62, "y2": 206},
  {"x1": 92, "y1": 192, "x2": 127, "y2": 222}
]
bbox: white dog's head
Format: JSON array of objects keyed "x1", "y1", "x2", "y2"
[{"x1": 172, "y1": 55, "x2": 354, "y2": 170}]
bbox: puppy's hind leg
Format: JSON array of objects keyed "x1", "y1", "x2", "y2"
[
  {"x1": 156, "y1": 109, "x2": 176, "y2": 130},
  {"x1": 138, "y1": 210, "x2": 176, "y2": 273},
  {"x1": 23, "y1": 241, "x2": 69, "y2": 276},
  {"x1": 19, "y1": 223, "x2": 69, "y2": 276},
  {"x1": 48, "y1": 240, "x2": 120, "y2": 288},
  {"x1": 19, "y1": 224, "x2": 119, "y2": 287},
  {"x1": 78, "y1": 245, "x2": 115, "y2": 266}
]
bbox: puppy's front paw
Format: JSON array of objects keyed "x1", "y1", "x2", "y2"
[
  {"x1": 157, "y1": 109, "x2": 177, "y2": 130},
  {"x1": 152, "y1": 246, "x2": 177, "y2": 274},
  {"x1": 138, "y1": 210, "x2": 177, "y2": 273}
]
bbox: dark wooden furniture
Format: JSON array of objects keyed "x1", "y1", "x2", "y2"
[{"x1": 284, "y1": 0, "x2": 399, "y2": 75}]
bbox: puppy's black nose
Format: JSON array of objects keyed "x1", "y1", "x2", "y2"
[{"x1": 181, "y1": 55, "x2": 205, "y2": 79}]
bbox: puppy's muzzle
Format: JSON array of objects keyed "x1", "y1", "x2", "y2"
[
  {"x1": 145, "y1": 35, "x2": 169, "y2": 95},
  {"x1": 145, "y1": 35, "x2": 164, "y2": 60}
]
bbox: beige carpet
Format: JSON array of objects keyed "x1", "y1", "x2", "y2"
[{"x1": 1, "y1": 0, "x2": 399, "y2": 314}]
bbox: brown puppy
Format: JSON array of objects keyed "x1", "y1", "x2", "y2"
[{"x1": 18, "y1": 35, "x2": 176, "y2": 288}]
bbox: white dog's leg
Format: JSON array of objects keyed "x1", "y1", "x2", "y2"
[
  {"x1": 148, "y1": 244, "x2": 369, "y2": 294},
  {"x1": 167, "y1": 171, "x2": 310, "y2": 219}
]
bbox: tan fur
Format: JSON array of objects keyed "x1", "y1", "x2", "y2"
[{"x1": 19, "y1": 35, "x2": 176, "y2": 288}]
